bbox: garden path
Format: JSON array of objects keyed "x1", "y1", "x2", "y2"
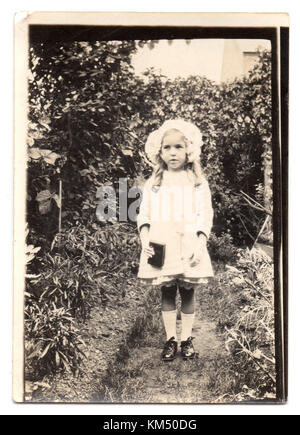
[{"x1": 100, "y1": 284, "x2": 230, "y2": 404}]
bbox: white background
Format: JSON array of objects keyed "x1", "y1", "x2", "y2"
[{"x1": 2, "y1": 0, "x2": 299, "y2": 416}]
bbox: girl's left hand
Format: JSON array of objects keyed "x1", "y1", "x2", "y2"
[{"x1": 190, "y1": 234, "x2": 207, "y2": 267}]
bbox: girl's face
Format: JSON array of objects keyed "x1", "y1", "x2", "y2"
[{"x1": 160, "y1": 130, "x2": 187, "y2": 171}]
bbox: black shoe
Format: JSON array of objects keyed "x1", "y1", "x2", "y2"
[
  {"x1": 180, "y1": 336, "x2": 196, "y2": 360},
  {"x1": 161, "y1": 337, "x2": 177, "y2": 361}
]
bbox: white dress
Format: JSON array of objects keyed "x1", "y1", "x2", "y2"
[{"x1": 137, "y1": 169, "x2": 214, "y2": 289}]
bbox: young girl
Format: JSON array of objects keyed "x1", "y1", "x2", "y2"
[{"x1": 137, "y1": 119, "x2": 214, "y2": 361}]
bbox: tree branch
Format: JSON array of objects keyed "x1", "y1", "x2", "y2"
[
  {"x1": 240, "y1": 190, "x2": 272, "y2": 216},
  {"x1": 226, "y1": 328, "x2": 276, "y2": 384},
  {"x1": 237, "y1": 214, "x2": 256, "y2": 241}
]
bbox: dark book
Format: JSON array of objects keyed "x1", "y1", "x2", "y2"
[{"x1": 147, "y1": 241, "x2": 166, "y2": 268}]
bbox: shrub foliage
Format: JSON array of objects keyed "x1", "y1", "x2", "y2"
[{"x1": 215, "y1": 248, "x2": 275, "y2": 400}]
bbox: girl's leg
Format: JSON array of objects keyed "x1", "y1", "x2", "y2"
[
  {"x1": 161, "y1": 283, "x2": 177, "y2": 341},
  {"x1": 161, "y1": 282, "x2": 177, "y2": 311},
  {"x1": 179, "y1": 286, "x2": 195, "y2": 314},
  {"x1": 178, "y1": 285, "x2": 195, "y2": 342}
]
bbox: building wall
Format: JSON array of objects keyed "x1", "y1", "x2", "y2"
[
  {"x1": 220, "y1": 40, "x2": 244, "y2": 82},
  {"x1": 221, "y1": 41, "x2": 262, "y2": 82}
]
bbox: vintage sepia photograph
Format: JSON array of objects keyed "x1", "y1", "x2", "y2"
[{"x1": 14, "y1": 13, "x2": 288, "y2": 404}]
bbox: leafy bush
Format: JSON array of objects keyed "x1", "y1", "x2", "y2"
[
  {"x1": 208, "y1": 232, "x2": 239, "y2": 264},
  {"x1": 25, "y1": 222, "x2": 141, "y2": 377},
  {"x1": 27, "y1": 223, "x2": 140, "y2": 309},
  {"x1": 215, "y1": 247, "x2": 275, "y2": 399},
  {"x1": 27, "y1": 40, "x2": 144, "y2": 242},
  {"x1": 25, "y1": 299, "x2": 85, "y2": 378}
]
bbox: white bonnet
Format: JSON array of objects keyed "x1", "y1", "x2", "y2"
[{"x1": 145, "y1": 119, "x2": 203, "y2": 166}]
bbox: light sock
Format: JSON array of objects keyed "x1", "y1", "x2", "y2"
[
  {"x1": 181, "y1": 312, "x2": 195, "y2": 341},
  {"x1": 162, "y1": 309, "x2": 177, "y2": 341}
]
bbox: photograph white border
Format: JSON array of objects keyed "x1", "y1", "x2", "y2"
[{"x1": 2, "y1": 0, "x2": 297, "y2": 416}]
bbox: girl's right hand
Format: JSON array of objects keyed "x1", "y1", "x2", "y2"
[{"x1": 142, "y1": 243, "x2": 155, "y2": 258}]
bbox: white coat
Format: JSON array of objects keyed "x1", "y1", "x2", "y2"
[{"x1": 137, "y1": 170, "x2": 214, "y2": 280}]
